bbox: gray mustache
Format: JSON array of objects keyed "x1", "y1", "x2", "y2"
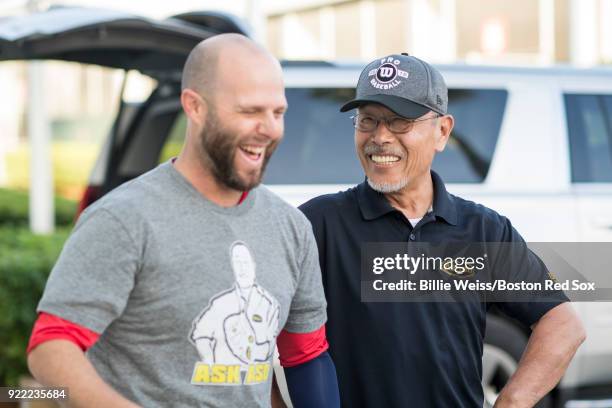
[{"x1": 363, "y1": 144, "x2": 405, "y2": 158}]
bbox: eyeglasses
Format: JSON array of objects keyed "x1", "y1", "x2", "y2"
[{"x1": 350, "y1": 113, "x2": 442, "y2": 134}]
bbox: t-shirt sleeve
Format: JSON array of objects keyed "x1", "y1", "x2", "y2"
[
  {"x1": 492, "y1": 217, "x2": 569, "y2": 327},
  {"x1": 283, "y1": 218, "x2": 327, "y2": 333},
  {"x1": 277, "y1": 325, "x2": 329, "y2": 368},
  {"x1": 37, "y1": 207, "x2": 140, "y2": 333},
  {"x1": 27, "y1": 312, "x2": 100, "y2": 354}
]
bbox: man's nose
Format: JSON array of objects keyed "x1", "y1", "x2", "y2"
[{"x1": 371, "y1": 123, "x2": 395, "y2": 145}]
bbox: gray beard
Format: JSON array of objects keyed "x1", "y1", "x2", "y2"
[{"x1": 367, "y1": 176, "x2": 410, "y2": 193}]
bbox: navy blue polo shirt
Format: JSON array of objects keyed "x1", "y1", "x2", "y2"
[{"x1": 299, "y1": 171, "x2": 568, "y2": 408}]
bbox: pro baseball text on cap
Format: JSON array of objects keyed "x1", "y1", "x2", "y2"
[{"x1": 340, "y1": 53, "x2": 448, "y2": 119}]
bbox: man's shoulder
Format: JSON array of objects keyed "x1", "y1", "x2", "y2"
[
  {"x1": 79, "y1": 165, "x2": 170, "y2": 225},
  {"x1": 298, "y1": 186, "x2": 359, "y2": 220},
  {"x1": 450, "y1": 193, "x2": 513, "y2": 239},
  {"x1": 253, "y1": 185, "x2": 312, "y2": 228},
  {"x1": 451, "y1": 193, "x2": 505, "y2": 220}
]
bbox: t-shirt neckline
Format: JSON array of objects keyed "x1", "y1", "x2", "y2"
[{"x1": 162, "y1": 160, "x2": 256, "y2": 216}]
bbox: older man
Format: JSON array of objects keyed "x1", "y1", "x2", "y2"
[
  {"x1": 299, "y1": 54, "x2": 585, "y2": 407},
  {"x1": 27, "y1": 34, "x2": 339, "y2": 408}
]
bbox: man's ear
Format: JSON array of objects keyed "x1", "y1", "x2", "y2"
[
  {"x1": 434, "y1": 114, "x2": 454, "y2": 152},
  {"x1": 181, "y1": 88, "x2": 208, "y2": 127}
]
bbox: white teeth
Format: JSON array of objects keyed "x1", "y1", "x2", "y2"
[
  {"x1": 241, "y1": 145, "x2": 265, "y2": 155},
  {"x1": 371, "y1": 155, "x2": 400, "y2": 163}
]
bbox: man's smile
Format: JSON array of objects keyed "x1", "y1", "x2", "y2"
[
  {"x1": 239, "y1": 144, "x2": 265, "y2": 161},
  {"x1": 369, "y1": 154, "x2": 402, "y2": 165}
]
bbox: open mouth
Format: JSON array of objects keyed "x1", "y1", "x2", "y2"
[
  {"x1": 369, "y1": 154, "x2": 401, "y2": 165},
  {"x1": 239, "y1": 145, "x2": 265, "y2": 162}
]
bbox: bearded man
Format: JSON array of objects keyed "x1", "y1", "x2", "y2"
[{"x1": 26, "y1": 34, "x2": 339, "y2": 408}]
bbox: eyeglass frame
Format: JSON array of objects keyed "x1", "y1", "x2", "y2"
[{"x1": 350, "y1": 112, "x2": 443, "y2": 134}]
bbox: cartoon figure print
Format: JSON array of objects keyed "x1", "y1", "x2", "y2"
[{"x1": 190, "y1": 241, "x2": 280, "y2": 385}]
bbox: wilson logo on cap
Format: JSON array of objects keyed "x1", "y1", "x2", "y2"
[
  {"x1": 376, "y1": 63, "x2": 397, "y2": 83},
  {"x1": 367, "y1": 57, "x2": 409, "y2": 90}
]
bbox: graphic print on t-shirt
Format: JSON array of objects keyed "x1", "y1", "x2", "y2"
[{"x1": 190, "y1": 241, "x2": 280, "y2": 386}]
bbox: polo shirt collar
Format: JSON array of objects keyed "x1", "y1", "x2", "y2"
[
  {"x1": 357, "y1": 170, "x2": 457, "y2": 225},
  {"x1": 357, "y1": 178, "x2": 396, "y2": 220},
  {"x1": 430, "y1": 170, "x2": 457, "y2": 225}
]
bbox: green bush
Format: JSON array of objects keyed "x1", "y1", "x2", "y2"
[
  {"x1": 0, "y1": 188, "x2": 77, "y2": 227},
  {"x1": 0, "y1": 226, "x2": 69, "y2": 386}
]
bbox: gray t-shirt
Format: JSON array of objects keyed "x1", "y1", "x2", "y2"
[{"x1": 38, "y1": 161, "x2": 327, "y2": 407}]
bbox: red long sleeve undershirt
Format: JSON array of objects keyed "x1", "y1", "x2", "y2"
[{"x1": 27, "y1": 312, "x2": 328, "y2": 367}]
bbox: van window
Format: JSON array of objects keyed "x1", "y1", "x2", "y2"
[
  {"x1": 264, "y1": 88, "x2": 507, "y2": 184},
  {"x1": 158, "y1": 88, "x2": 507, "y2": 185},
  {"x1": 433, "y1": 89, "x2": 506, "y2": 183},
  {"x1": 565, "y1": 94, "x2": 612, "y2": 183},
  {"x1": 264, "y1": 88, "x2": 362, "y2": 184}
]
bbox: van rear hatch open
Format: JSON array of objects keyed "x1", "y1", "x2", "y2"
[{"x1": 0, "y1": 6, "x2": 249, "y2": 78}]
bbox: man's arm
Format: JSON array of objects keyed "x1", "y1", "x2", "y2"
[
  {"x1": 28, "y1": 340, "x2": 140, "y2": 408},
  {"x1": 276, "y1": 327, "x2": 340, "y2": 408},
  {"x1": 27, "y1": 207, "x2": 141, "y2": 407},
  {"x1": 283, "y1": 351, "x2": 340, "y2": 408},
  {"x1": 274, "y1": 213, "x2": 338, "y2": 406},
  {"x1": 494, "y1": 303, "x2": 586, "y2": 407}
]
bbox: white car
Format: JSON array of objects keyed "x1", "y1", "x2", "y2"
[{"x1": 2, "y1": 6, "x2": 611, "y2": 408}]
